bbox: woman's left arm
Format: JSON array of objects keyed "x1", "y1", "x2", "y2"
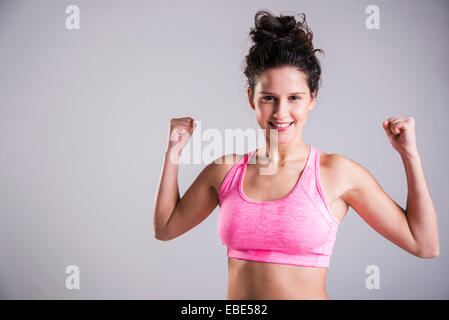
[
  {"x1": 340, "y1": 116, "x2": 439, "y2": 258},
  {"x1": 383, "y1": 116, "x2": 439, "y2": 257},
  {"x1": 398, "y1": 149, "x2": 439, "y2": 258}
]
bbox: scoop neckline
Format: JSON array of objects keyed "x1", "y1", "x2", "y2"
[{"x1": 239, "y1": 145, "x2": 314, "y2": 205}]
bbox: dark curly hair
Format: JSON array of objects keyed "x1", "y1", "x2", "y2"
[{"x1": 243, "y1": 10, "x2": 324, "y2": 102}]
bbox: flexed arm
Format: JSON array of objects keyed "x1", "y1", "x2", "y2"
[
  {"x1": 339, "y1": 117, "x2": 439, "y2": 258},
  {"x1": 153, "y1": 117, "x2": 197, "y2": 240},
  {"x1": 382, "y1": 117, "x2": 439, "y2": 257},
  {"x1": 153, "y1": 117, "x2": 220, "y2": 241}
]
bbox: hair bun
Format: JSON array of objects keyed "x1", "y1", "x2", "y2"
[{"x1": 250, "y1": 10, "x2": 313, "y2": 49}]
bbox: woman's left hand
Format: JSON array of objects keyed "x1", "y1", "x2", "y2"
[{"x1": 382, "y1": 116, "x2": 419, "y2": 157}]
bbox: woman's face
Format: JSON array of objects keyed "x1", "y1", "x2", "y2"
[{"x1": 247, "y1": 66, "x2": 316, "y2": 145}]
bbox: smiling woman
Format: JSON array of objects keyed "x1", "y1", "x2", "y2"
[{"x1": 153, "y1": 9, "x2": 439, "y2": 300}]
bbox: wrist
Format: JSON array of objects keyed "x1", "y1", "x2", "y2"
[
  {"x1": 165, "y1": 145, "x2": 182, "y2": 162},
  {"x1": 400, "y1": 149, "x2": 421, "y2": 162}
]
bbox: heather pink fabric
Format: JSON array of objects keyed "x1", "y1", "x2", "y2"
[{"x1": 217, "y1": 145, "x2": 341, "y2": 268}]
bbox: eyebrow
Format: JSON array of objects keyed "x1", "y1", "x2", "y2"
[{"x1": 259, "y1": 91, "x2": 306, "y2": 95}]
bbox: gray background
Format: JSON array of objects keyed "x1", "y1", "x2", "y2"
[{"x1": 0, "y1": 0, "x2": 448, "y2": 299}]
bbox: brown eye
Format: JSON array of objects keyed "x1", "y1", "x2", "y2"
[{"x1": 262, "y1": 96, "x2": 274, "y2": 101}]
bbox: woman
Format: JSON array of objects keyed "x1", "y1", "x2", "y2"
[{"x1": 153, "y1": 10, "x2": 439, "y2": 300}]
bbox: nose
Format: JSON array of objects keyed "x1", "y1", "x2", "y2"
[{"x1": 273, "y1": 99, "x2": 290, "y2": 118}]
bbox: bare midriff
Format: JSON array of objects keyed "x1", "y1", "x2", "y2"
[{"x1": 227, "y1": 257, "x2": 329, "y2": 300}]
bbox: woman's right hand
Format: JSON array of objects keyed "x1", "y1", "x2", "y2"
[{"x1": 166, "y1": 117, "x2": 197, "y2": 155}]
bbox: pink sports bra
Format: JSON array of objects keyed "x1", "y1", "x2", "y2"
[{"x1": 217, "y1": 145, "x2": 341, "y2": 268}]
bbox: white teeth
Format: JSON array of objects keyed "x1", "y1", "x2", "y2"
[{"x1": 270, "y1": 122, "x2": 293, "y2": 128}]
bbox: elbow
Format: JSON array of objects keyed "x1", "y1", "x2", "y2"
[
  {"x1": 155, "y1": 234, "x2": 170, "y2": 241},
  {"x1": 154, "y1": 230, "x2": 164, "y2": 241},
  {"x1": 153, "y1": 215, "x2": 171, "y2": 241},
  {"x1": 154, "y1": 225, "x2": 176, "y2": 241},
  {"x1": 154, "y1": 232, "x2": 170, "y2": 241},
  {"x1": 417, "y1": 251, "x2": 439, "y2": 259},
  {"x1": 153, "y1": 222, "x2": 169, "y2": 241},
  {"x1": 416, "y1": 245, "x2": 440, "y2": 259},
  {"x1": 154, "y1": 228, "x2": 171, "y2": 241}
]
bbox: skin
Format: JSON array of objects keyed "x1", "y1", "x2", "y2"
[{"x1": 154, "y1": 66, "x2": 439, "y2": 300}]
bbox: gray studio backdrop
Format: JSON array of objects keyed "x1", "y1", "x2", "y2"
[{"x1": 0, "y1": 0, "x2": 448, "y2": 299}]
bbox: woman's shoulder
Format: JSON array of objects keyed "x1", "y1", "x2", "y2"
[
  {"x1": 208, "y1": 153, "x2": 246, "y2": 194},
  {"x1": 318, "y1": 149, "x2": 368, "y2": 196},
  {"x1": 319, "y1": 149, "x2": 365, "y2": 173}
]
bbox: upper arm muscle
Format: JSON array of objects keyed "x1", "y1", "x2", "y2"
[
  {"x1": 341, "y1": 156, "x2": 418, "y2": 256},
  {"x1": 162, "y1": 162, "x2": 219, "y2": 240}
]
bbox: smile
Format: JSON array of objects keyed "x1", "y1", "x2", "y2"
[{"x1": 269, "y1": 121, "x2": 295, "y2": 130}]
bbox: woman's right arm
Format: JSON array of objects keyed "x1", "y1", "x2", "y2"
[{"x1": 152, "y1": 117, "x2": 220, "y2": 241}]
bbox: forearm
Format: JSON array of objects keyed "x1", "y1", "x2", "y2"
[
  {"x1": 153, "y1": 147, "x2": 182, "y2": 238},
  {"x1": 401, "y1": 151, "x2": 439, "y2": 257}
]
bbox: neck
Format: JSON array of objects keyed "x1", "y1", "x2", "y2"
[{"x1": 258, "y1": 139, "x2": 310, "y2": 164}]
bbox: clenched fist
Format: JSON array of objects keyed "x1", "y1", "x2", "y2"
[
  {"x1": 166, "y1": 117, "x2": 197, "y2": 155},
  {"x1": 382, "y1": 116, "x2": 418, "y2": 157}
]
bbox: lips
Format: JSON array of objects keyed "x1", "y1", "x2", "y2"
[
  {"x1": 268, "y1": 122, "x2": 295, "y2": 132},
  {"x1": 269, "y1": 121, "x2": 295, "y2": 127}
]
